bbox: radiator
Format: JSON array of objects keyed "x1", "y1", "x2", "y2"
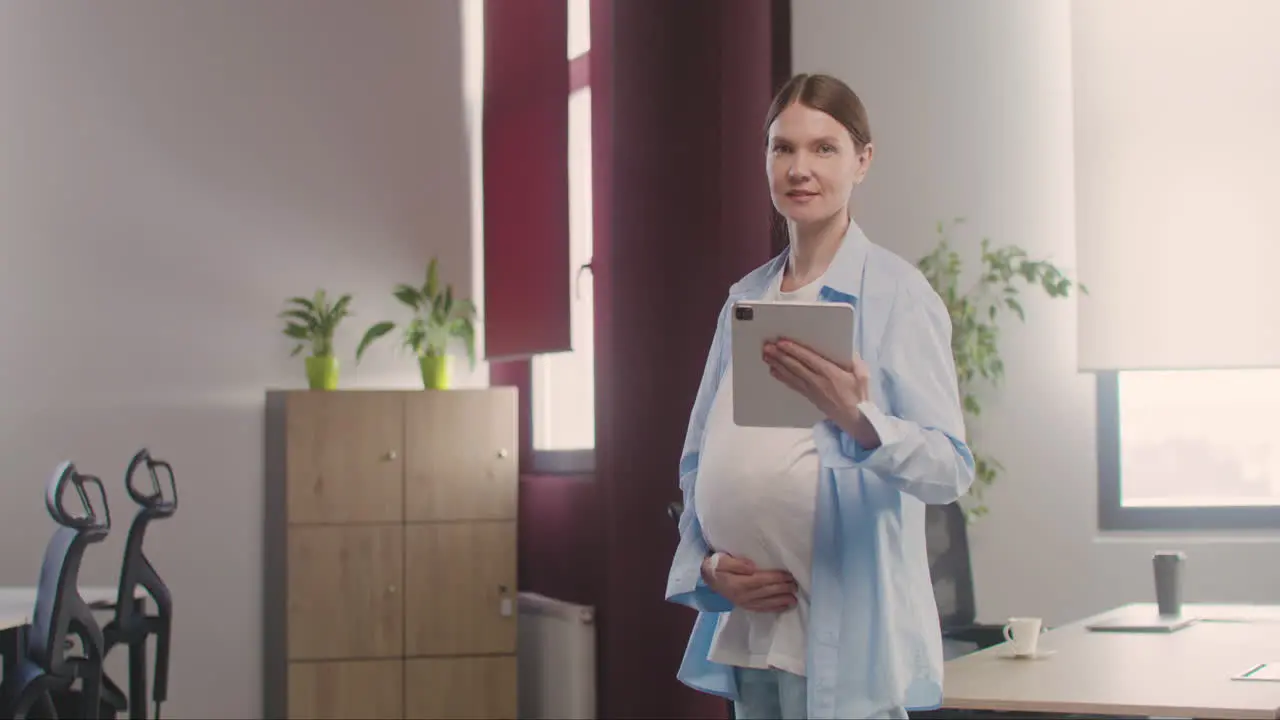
[{"x1": 517, "y1": 592, "x2": 597, "y2": 720}]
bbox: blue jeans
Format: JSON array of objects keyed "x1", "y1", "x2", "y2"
[{"x1": 734, "y1": 667, "x2": 808, "y2": 720}]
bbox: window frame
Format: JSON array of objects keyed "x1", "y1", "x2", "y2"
[{"x1": 1097, "y1": 370, "x2": 1280, "y2": 531}]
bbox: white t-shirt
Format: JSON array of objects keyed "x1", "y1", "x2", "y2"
[{"x1": 693, "y1": 273, "x2": 823, "y2": 676}]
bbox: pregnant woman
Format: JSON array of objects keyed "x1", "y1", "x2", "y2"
[{"x1": 664, "y1": 73, "x2": 975, "y2": 720}]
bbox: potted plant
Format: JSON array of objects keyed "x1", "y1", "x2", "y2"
[
  {"x1": 355, "y1": 257, "x2": 477, "y2": 390},
  {"x1": 917, "y1": 219, "x2": 1085, "y2": 520},
  {"x1": 280, "y1": 289, "x2": 353, "y2": 390}
]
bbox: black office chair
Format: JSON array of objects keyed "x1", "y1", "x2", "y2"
[
  {"x1": 927, "y1": 502, "x2": 1007, "y2": 656},
  {"x1": 666, "y1": 501, "x2": 683, "y2": 527},
  {"x1": 911, "y1": 502, "x2": 1036, "y2": 720},
  {"x1": 2, "y1": 462, "x2": 112, "y2": 720},
  {"x1": 97, "y1": 449, "x2": 178, "y2": 720}
]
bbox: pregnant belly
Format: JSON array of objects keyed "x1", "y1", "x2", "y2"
[
  {"x1": 694, "y1": 368, "x2": 821, "y2": 590},
  {"x1": 694, "y1": 463, "x2": 819, "y2": 592}
]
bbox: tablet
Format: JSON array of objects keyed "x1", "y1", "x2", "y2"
[{"x1": 731, "y1": 299, "x2": 855, "y2": 428}]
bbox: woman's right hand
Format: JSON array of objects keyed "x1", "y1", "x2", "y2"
[{"x1": 701, "y1": 552, "x2": 798, "y2": 612}]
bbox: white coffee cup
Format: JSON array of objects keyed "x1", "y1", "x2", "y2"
[{"x1": 1002, "y1": 617, "x2": 1043, "y2": 656}]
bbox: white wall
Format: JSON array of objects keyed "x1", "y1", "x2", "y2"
[
  {"x1": 0, "y1": 1, "x2": 480, "y2": 717},
  {"x1": 793, "y1": 0, "x2": 1280, "y2": 626}
]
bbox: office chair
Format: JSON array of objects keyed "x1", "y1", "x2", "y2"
[
  {"x1": 97, "y1": 449, "x2": 178, "y2": 720},
  {"x1": 2, "y1": 462, "x2": 112, "y2": 720},
  {"x1": 909, "y1": 502, "x2": 1032, "y2": 720},
  {"x1": 665, "y1": 501, "x2": 683, "y2": 527},
  {"x1": 926, "y1": 502, "x2": 1007, "y2": 656}
]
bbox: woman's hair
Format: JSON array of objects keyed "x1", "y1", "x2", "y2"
[{"x1": 763, "y1": 73, "x2": 871, "y2": 150}]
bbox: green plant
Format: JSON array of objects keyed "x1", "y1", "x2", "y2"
[
  {"x1": 916, "y1": 218, "x2": 1086, "y2": 520},
  {"x1": 355, "y1": 257, "x2": 477, "y2": 368},
  {"x1": 280, "y1": 289, "x2": 353, "y2": 358}
]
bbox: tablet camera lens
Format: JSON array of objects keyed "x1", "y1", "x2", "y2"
[{"x1": 735, "y1": 306, "x2": 753, "y2": 321}]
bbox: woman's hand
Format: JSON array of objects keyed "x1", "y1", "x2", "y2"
[
  {"x1": 763, "y1": 338, "x2": 880, "y2": 448},
  {"x1": 701, "y1": 553, "x2": 798, "y2": 612}
]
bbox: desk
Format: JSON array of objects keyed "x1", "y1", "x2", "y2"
[
  {"x1": 943, "y1": 603, "x2": 1280, "y2": 719},
  {"x1": 0, "y1": 586, "x2": 125, "y2": 631}
]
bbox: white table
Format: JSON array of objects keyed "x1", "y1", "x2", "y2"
[
  {"x1": 943, "y1": 603, "x2": 1280, "y2": 719},
  {"x1": 0, "y1": 586, "x2": 132, "y2": 631}
]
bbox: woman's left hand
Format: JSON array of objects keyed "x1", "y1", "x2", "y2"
[{"x1": 763, "y1": 338, "x2": 880, "y2": 448}]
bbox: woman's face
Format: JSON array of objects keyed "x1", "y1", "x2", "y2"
[{"x1": 766, "y1": 103, "x2": 872, "y2": 226}]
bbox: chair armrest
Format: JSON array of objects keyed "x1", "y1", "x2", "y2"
[{"x1": 943, "y1": 623, "x2": 1009, "y2": 649}]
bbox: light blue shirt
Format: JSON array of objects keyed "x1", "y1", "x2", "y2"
[{"x1": 664, "y1": 220, "x2": 976, "y2": 719}]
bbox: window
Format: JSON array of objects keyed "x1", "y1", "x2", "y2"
[
  {"x1": 530, "y1": 0, "x2": 594, "y2": 474},
  {"x1": 1076, "y1": 5, "x2": 1280, "y2": 531},
  {"x1": 1097, "y1": 368, "x2": 1280, "y2": 530}
]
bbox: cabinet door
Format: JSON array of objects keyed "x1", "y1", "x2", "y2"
[
  {"x1": 404, "y1": 657, "x2": 516, "y2": 720},
  {"x1": 288, "y1": 525, "x2": 403, "y2": 660},
  {"x1": 286, "y1": 391, "x2": 403, "y2": 524},
  {"x1": 404, "y1": 389, "x2": 517, "y2": 522},
  {"x1": 404, "y1": 521, "x2": 516, "y2": 656},
  {"x1": 288, "y1": 659, "x2": 402, "y2": 719}
]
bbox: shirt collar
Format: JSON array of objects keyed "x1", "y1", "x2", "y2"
[{"x1": 732, "y1": 217, "x2": 871, "y2": 304}]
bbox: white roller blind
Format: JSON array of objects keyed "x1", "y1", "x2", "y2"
[{"x1": 1073, "y1": 0, "x2": 1280, "y2": 371}]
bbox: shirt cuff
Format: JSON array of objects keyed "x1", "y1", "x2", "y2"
[
  {"x1": 857, "y1": 401, "x2": 903, "y2": 448},
  {"x1": 839, "y1": 399, "x2": 901, "y2": 461}
]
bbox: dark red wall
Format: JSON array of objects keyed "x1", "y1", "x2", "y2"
[
  {"x1": 512, "y1": 1, "x2": 790, "y2": 717},
  {"x1": 516, "y1": 474, "x2": 600, "y2": 606},
  {"x1": 594, "y1": 2, "x2": 779, "y2": 717}
]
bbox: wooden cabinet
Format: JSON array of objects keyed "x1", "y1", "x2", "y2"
[{"x1": 264, "y1": 389, "x2": 518, "y2": 720}]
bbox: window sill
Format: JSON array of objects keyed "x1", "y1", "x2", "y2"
[
  {"x1": 530, "y1": 448, "x2": 595, "y2": 476},
  {"x1": 1099, "y1": 505, "x2": 1280, "y2": 533}
]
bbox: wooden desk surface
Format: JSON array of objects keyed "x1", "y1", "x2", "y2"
[
  {"x1": 0, "y1": 586, "x2": 134, "y2": 631},
  {"x1": 943, "y1": 603, "x2": 1280, "y2": 720}
]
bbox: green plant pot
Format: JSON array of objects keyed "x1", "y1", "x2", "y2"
[
  {"x1": 305, "y1": 355, "x2": 340, "y2": 390},
  {"x1": 419, "y1": 354, "x2": 450, "y2": 390}
]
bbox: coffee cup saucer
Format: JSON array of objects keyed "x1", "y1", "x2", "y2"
[{"x1": 996, "y1": 648, "x2": 1057, "y2": 660}]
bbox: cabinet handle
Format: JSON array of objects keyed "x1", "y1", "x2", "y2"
[
  {"x1": 383, "y1": 450, "x2": 398, "y2": 461},
  {"x1": 388, "y1": 584, "x2": 398, "y2": 593},
  {"x1": 499, "y1": 584, "x2": 513, "y2": 617},
  {"x1": 496, "y1": 448, "x2": 509, "y2": 459}
]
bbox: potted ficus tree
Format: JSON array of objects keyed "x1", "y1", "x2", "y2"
[
  {"x1": 355, "y1": 257, "x2": 477, "y2": 390},
  {"x1": 280, "y1": 289, "x2": 353, "y2": 390}
]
